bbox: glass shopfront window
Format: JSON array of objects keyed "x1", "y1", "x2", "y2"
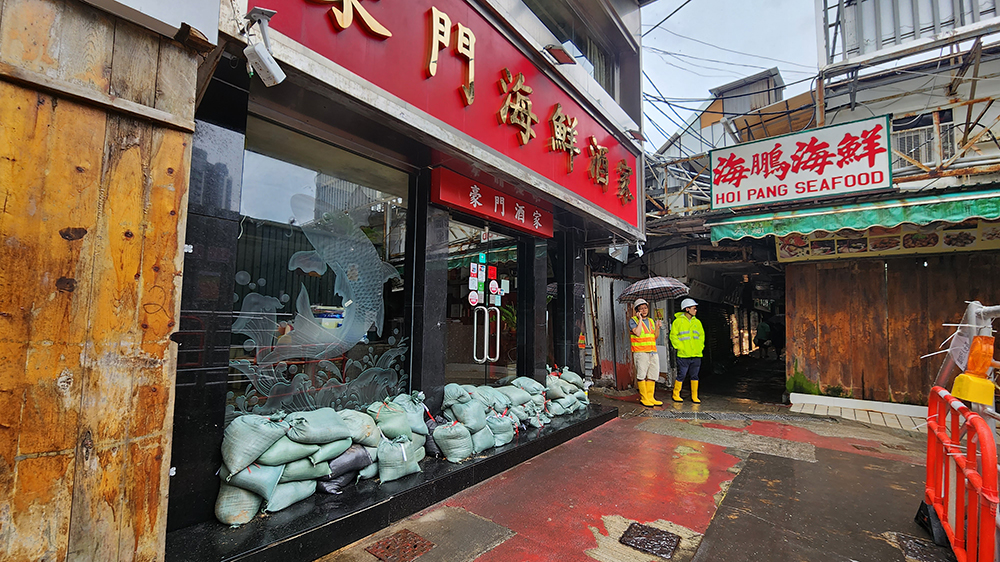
[{"x1": 226, "y1": 117, "x2": 409, "y2": 423}]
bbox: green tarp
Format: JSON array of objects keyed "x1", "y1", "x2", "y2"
[{"x1": 708, "y1": 190, "x2": 1000, "y2": 243}]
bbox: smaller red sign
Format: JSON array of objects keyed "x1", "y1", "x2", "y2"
[
  {"x1": 468, "y1": 291, "x2": 479, "y2": 306},
  {"x1": 431, "y1": 167, "x2": 554, "y2": 238},
  {"x1": 487, "y1": 266, "x2": 497, "y2": 279}
]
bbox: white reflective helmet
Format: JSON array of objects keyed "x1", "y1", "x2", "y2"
[
  {"x1": 680, "y1": 298, "x2": 698, "y2": 310},
  {"x1": 633, "y1": 298, "x2": 648, "y2": 308}
]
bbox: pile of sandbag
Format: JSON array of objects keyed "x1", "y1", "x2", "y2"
[{"x1": 216, "y1": 392, "x2": 436, "y2": 526}]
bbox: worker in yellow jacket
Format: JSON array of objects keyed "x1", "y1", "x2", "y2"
[
  {"x1": 629, "y1": 298, "x2": 663, "y2": 407},
  {"x1": 669, "y1": 298, "x2": 705, "y2": 403}
]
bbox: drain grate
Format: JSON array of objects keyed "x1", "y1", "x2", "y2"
[
  {"x1": 619, "y1": 522, "x2": 680, "y2": 559},
  {"x1": 643, "y1": 411, "x2": 811, "y2": 422},
  {"x1": 365, "y1": 529, "x2": 435, "y2": 562}
]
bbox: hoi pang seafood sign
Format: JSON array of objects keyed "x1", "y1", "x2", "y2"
[{"x1": 710, "y1": 115, "x2": 892, "y2": 210}]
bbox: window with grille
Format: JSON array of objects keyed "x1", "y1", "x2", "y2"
[{"x1": 891, "y1": 111, "x2": 955, "y2": 169}]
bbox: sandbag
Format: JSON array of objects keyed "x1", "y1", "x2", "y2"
[
  {"x1": 545, "y1": 376, "x2": 569, "y2": 399},
  {"x1": 508, "y1": 404, "x2": 529, "y2": 422},
  {"x1": 476, "y1": 386, "x2": 511, "y2": 411},
  {"x1": 323, "y1": 444, "x2": 373, "y2": 480},
  {"x1": 433, "y1": 421, "x2": 473, "y2": 463},
  {"x1": 411, "y1": 433, "x2": 426, "y2": 449},
  {"x1": 220, "y1": 462, "x2": 283, "y2": 501},
  {"x1": 392, "y1": 392, "x2": 430, "y2": 436},
  {"x1": 257, "y1": 436, "x2": 320, "y2": 466},
  {"x1": 449, "y1": 400, "x2": 487, "y2": 432},
  {"x1": 285, "y1": 408, "x2": 351, "y2": 444},
  {"x1": 423, "y1": 415, "x2": 442, "y2": 457},
  {"x1": 364, "y1": 446, "x2": 378, "y2": 463},
  {"x1": 555, "y1": 395, "x2": 580, "y2": 414},
  {"x1": 470, "y1": 425, "x2": 495, "y2": 454},
  {"x1": 339, "y1": 408, "x2": 382, "y2": 447},
  {"x1": 359, "y1": 460, "x2": 379, "y2": 480},
  {"x1": 560, "y1": 367, "x2": 585, "y2": 389},
  {"x1": 545, "y1": 400, "x2": 566, "y2": 417},
  {"x1": 529, "y1": 394, "x2": 545, "y2": 409},
  {"x1": 511, "y1": 377, "x2": 545, "y2": 395},
  {"x1": 221, "y1": 414, "x2": 290, "y2": 478},
  {"x1": 442, "y1": 383, "x2": 471, "y2": 408},
  {"x1": 486, "y1": 414, "x2": 516, "y2": 448},
  {"x1": 574, "y1": 390, "x2": 589, "y2": 405},
  {"x1": 495, "y1": 385, "x2": 532, "y2": 406},
  {"x1": 317, "y1": 470, "x2": 358, "y2": 495},
  {"x1": 307, "y1": 437, "x2": 352, "y2": 466},
  {"x1": 366, "y1": 400, "x2": 413, "y2": 441},
  {"x1": 377, "y1": 436, "x2": 421, "y2": 483},
  {"x1": 215, "y1": 482, "x2": 262, "y2": 526},
  {"x1": 280, "y1": 458, "x2": 332, "y2": 483},
  {"x1": 265, "y1": 480, "x2": 316, "y2": 512}
]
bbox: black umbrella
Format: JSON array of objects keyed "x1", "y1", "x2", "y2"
[{"x1": 617, "y1": 277, "x2": 689, "y2": 303}]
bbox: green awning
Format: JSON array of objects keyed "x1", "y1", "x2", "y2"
[{"x1": 708, "y1": 190, "x2": 1000, "y2": 243}]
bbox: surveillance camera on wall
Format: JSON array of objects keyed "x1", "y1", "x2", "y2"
[{"x1": 244, "y1": 7, "x2": 285, "y2": 87}]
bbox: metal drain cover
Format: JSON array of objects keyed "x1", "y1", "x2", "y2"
[
  {"x1": 619, "y1": 522, "x2": 680, "y2": 559},
  {"x1": 365, "y1": 529, "x2": 435, "y2": 562}
]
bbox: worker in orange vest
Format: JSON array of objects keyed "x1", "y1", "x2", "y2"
[{"x1": 629, "y1": 298, "x2": 663, "y2": 407}]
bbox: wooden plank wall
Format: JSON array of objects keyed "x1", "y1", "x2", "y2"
[
  {"x1": 787, "y1": 252, "x2": 1000, "y2": 405},
  {"x1": 0, "y1": 0, "x2": 196, "y2": 560}
]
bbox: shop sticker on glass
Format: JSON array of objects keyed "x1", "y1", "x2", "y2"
[
  {"x1": 478, "y1": 267, "x2": 486, "y2": 281},
  {"x1": 479, "y1": 253, "x2": 486, "y2": 264},
  {"x1": 468, "y1": 276, "x2": 478, "y2": 290},
  {"x1": 478, "y1": 290, "x2": 485, "y2": 303},
  {"x1": 487, "y1": 265, "x2": 497, "y2": 279},
  {"x1": 501, "y1": 279, "x2": 510, "y2": 293},
  {"x1": 489, "y1": 279, "x2": 499, "y2": 294},
  {"x1": 494, "y1": 294, "x2": 501, "y2": 306},
  {"x1": 468, "y1": 291, "x2": 479, "y2": 306},
  {"x1": 478, "y1": 281, "x2": 485, "y2": 292},
  {"x1": 470, "y1": 263, "x2": 478, "y2": 276}
]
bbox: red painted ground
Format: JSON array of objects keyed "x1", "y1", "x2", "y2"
[{"x1": 443, "y1": 417, "x2": 741, "y2": 561}]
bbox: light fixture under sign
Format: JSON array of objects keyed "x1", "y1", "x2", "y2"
[{"x1": 544, "y1": 45, "x2": 577, "y2": 65}]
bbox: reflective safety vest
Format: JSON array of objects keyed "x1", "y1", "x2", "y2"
[
  {"x1": 630, "y1": 316, "x2": 657, "y2": 353},
  {"x1": 578, "y1": 332, "x2": 587, "y2": 349},
  {"x1": 669, "y1": 312, "x2": 705, "y2": 358}
]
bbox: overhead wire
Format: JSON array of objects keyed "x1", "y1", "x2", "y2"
[
  {"x1": 649, "y1": 27, "x2": 817, "y2": 70},
  {"x1": 642, "y1": 0, "x2": 694, "y2": 38},
  {"x1": 645, "y1": 46, "x2": 816, "y2": 75},
  {"x1": 643, "y1": 70, "x2": 716, "y2": 149}
]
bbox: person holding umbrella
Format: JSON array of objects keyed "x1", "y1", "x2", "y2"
[
  {"x1": 629, "y1": 298, "x2": 663, "y2": 407},
  {"x1": 669, "y1": 298, "x2": 705, "y2": 403}
]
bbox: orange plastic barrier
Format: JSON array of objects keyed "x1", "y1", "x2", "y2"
[{"x1": 926, "y1": 386, "x2": 999, "y2": 562}]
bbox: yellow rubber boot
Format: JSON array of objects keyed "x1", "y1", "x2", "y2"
[
  {"x1": 646, "y1": 381, "x2": 663, "y2": 405},
  {"x1": 672, "y1": 381, "x2": 683, "y2": 402},
  {"x1": 691, "y1": 380, "x2": 701, "y2": 403},
  {"x1": 638, "y1": 380, "x2": 656, "y2": 407}
]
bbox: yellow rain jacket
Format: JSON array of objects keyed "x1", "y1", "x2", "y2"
[{"x1": 669, "y1": 312, "x2": 704, "y2": 358}]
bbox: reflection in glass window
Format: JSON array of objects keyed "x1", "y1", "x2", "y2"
[{"x1": 226, "y1": 119, "x2": 409, "y2": 423}]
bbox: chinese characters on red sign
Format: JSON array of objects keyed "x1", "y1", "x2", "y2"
[
  {"x1": 710, "y1": 116, "x2": 891, "y2": 209},
  {"x1": 431, "y1": 167, "x2": 554, "y2": 238}
]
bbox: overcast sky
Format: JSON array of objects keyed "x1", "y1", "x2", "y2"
[{"x1": 639, "y1": 0, "x2": 820, "y2": 151}]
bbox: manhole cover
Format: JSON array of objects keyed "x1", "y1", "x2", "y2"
[
  {"x1": 365, "y1": 529, "x2": 435, "y2": 562},
  {"x1": 619, "y1": 522, "x2": 680, "y2": 559}
]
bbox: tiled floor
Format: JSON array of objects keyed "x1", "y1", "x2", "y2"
[{"x1": 790, "y1": 402, "x2": 926, "y2": 432}]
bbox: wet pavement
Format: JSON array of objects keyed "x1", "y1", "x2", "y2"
[{"x1": 317, "y1": 378, "x2": 954, "y2": 562}]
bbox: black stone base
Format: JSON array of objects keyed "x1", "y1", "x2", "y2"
[{"x1": 165, "y1": 404, "x2": 618, "y2": 562}]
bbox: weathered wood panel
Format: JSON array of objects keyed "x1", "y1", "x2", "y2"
[
  {"x1": 154, "y1": 39, "x2": 196, "y2": 122},
  {"x1": 816, "y1": 262, "x2": 855, "y2": 394},
  {"x1": 887, "y1": 257, "x2": 932, "y2": 404},
  {"x1": 855, "y1": 260, "x2": 889, "y2": 401},
  {"x1": 110, "y1": 19, "x2": 158, "y2": 106},
  {"x1": 786, "y1": 263, "x2": 819, "y2": 390}
]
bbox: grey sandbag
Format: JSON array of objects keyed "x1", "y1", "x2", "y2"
[
  {"x1": 509, "y1": 404, "x2": 529, "y2": 422},
  {"x1": 476, "y1": 386, "x2": 510, "y2": 412},
  {"x1": 555, "y1": 395, "x2": 580, "y2": 413},
  {"x1": 339, "y1": 408, "x2": 382, "y2": 447},
  {"x1": 307, "y1": 437, "x2": 352, "y2": 466},
  {"x1": 559, "y1": 367, "x2": 585, "y2": 389},
  {"x1": 496, "y1": 385, "x2": 532, "y2": 406},
  {"x1": 215, "y1": 481, "x2": 262, "y2": 526},
  {"x1": 546, "y1": 400, "x2": 566, "y2": 416},
  {"x1": 511, "y1": 376, "x2": 545, "y2": 395},
  {"x1": 364, "y1": 445, "x2": 378, "y2": 463},
  {"x1": 285, "y1": 408, "x2": 352, "y2": 444},
  {"x1": 486, "y1": 414, "x2": 516, "y2": 448},
  {"x1": 574, "y1": 390, "x2": 590, "y2": 405},
  {"x1": 257, "y1": 436, "x2": 320, "y2": 466},
  {"x1": 322, "y1": 444, "x2": 372, "y2": 480},
  {"x1": 265, "y1": 480, "x2": 317, "y2": 512},
  {"x1": 433, "y1": 421, "x2": 473, "y2": 463},
  {"x1": 221, "y1": 414, "x2": 290, "y2": 478},
  {"x1": 450, "y1": 400, "x2": 487, "y2": 432},
  {"x1": 317, "y1": 470, "x2": 358, "y2": 494},
  {"x1": 443, "y1": 383, "x2": 471, "y2": 408},
  {"x1": 359, "y1": 460, "x2": 379, "y2": 480},
  {"x1": 411, "y1": 433, "x2": 426, "y2": 449},
  {"x1": 220, "y1": 462, "x2": 284, "y2": 501},
  {"x1": 545, "y1": 376, "x2": 569, "y2": 399},
  {"x1": 366, "y1": 400, "x2": 413, "y2": 441},
  {"x1": 423, "y1": 415, "x2": 442, "y2": 457},
  {"x1": 280, "y1": 458, "x2": 332, "y2": 482},
  {"x1": 377, "y1": 436, "x2": 421, "y2": 483},
  {"x1": 529, "y1": 394, "x2": 546, "y2": 409},
  {"x1": 470, "y1": 425, "x2": 495, "y2": 454},
  {"x1": 392, "y1": 391, "x2": 430, "y2": 435}
]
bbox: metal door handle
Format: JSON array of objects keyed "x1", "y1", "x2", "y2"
[
  {"x1": 473, "y1": 306, "x2": 487, "y2": 364},
  {"x1": 488, "y1": 306, "x2": 501, "y2": 362}
]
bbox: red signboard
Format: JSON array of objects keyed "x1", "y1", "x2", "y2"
[
  {"x1": 248, "y1": 0, "x2": 638, "y2": 229},
  {"x1": 431, "y1": 167, "x2": 554, "y2": 238}
]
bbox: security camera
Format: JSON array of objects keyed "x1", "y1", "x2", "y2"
[{"x1": 244, "y1": 7, "x2": 285, "y2": 87}]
